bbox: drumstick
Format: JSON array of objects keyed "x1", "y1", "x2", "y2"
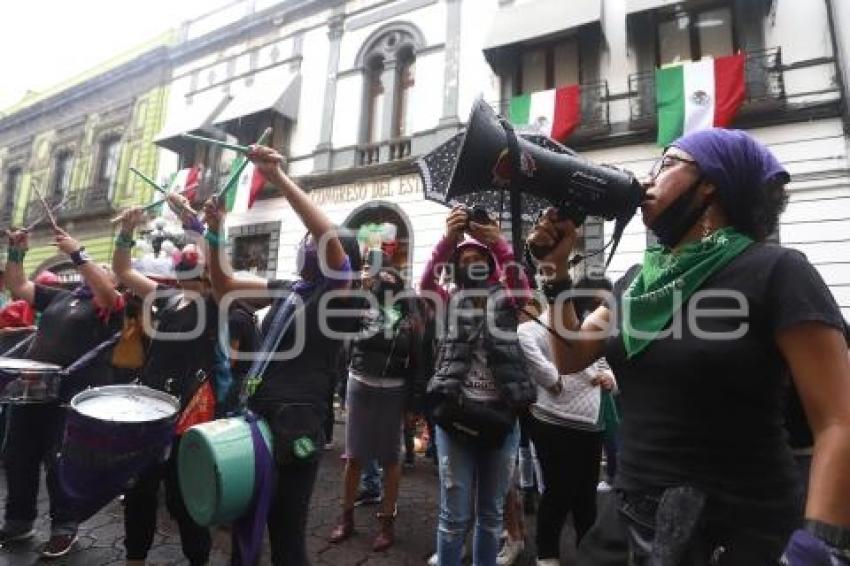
[
  {"x1": 216, "y1": 127, "x2": 272, "y2": 201},
  {"x1": 129, "y1": 167, "x2": 168, "y2": 195},
  {"x1": 2, "y1": 197, "x2": 69, "y2": 236},
  {"x1": 32, "y1": 184, "x2": 60, "y2": 231},
  {"x1": 180, "y1": 134, "x2": 250, "y2": 154}
]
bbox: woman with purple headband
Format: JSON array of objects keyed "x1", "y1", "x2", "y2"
[{"x1": 528, "y1": 128, "x2": 850, "y2": 565}]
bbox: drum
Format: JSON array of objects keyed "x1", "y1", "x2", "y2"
[
  {"x1": 59, "y1": 385, "x2": 179, "y2": 514},
  {"x1": 178, "y1": 416, "x2": 272, "y2": 526},
  {"x1": 0, "y1": 357, "x2": 62, "y2": 404}
]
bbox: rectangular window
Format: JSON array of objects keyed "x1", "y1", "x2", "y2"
[
  {"x1": 4, "y1": 168, "x2": 20, "y2": 216},
  {"x1": 98, "y1": 137, "x2": 121, "y2": 200},
  {"x1": 233, "y1": 233, "x2": 270, "y2": 275},
  {"x1": 53, "y1": 152, "x2": 74, "y2": 198},
  {"x1": 517, "y1": 38, "x2": 580, "y2": 95},
  {"x1": 657, "y1": 3, "x2": 734, "y2": 66}
]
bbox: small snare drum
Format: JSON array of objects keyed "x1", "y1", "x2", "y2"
[{"x1": 0, "y1": 357, "x2": 62, "y2": 404}]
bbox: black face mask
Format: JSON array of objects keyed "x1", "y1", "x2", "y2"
[
  {"x1": 456, "y1": 262, "x2": 491, "y2": 289},
  {"x1": 649, "y1": 177, "x2": 710, "y2": 248}
]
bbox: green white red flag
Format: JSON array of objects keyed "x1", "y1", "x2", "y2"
[
  {"x1": 509, "y1": 85, "x2": 581, "y2": 141},
  {"x1": 655, "y1": 53, "x2": 746, "y2": 146}
]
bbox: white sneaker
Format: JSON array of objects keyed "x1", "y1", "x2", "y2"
[
  {"x1": 496, "y1": 536, "x2": 525, "y2": 565},
  {"x1": 427, "y1": 552, "x2": 438, "y2": 566},
  {"x1": 536, "y1": 559, "x2": 561, "y2": 566},
  {"x1": 597, "y1": 479, "x2": 612, "y2": 492}
]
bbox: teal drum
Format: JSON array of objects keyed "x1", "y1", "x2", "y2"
[{"x1": 178, "y1": 416, "x2": 272, "y2": 526}]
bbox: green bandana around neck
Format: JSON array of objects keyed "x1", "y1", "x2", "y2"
[
  {"x1": 621, "y1": 227, "x2": 753, "y2": 359},
  {"x1": 379, "y1": 303, "x2": 403, "y2": 331}
]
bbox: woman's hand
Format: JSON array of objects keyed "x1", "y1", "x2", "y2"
[
  {"x1": 54, "y1": 229, "x2": 81, "y2": 255},
  {"x1": 247, "y1": 144, "x2": 286, "y2": 187},
  {"x1": 203, "y1": 197, "x2": 225, "y2": 233},
  {"x1": 116, "y1": 207, "x2": 147, "y2": 233},
  {"x1": 527, "y1": 207, "x2": 578, "y2": 278},
  {"x1": 7, "y1": 229, "x2": 29, "y2": 250},
  {"x1": 591, "y1": 371, "x2": 616, "y2": 392},
  {"x1": 466, "y1": 208, "x2": 501, "y2": 245},
  {"x1": 445, "y1": 205, "x2": 467, "y2": 243},
  {"x1": 166, "y1": 193, "x2": 196, "y2": 222}
]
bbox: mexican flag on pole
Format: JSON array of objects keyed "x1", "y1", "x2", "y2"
[
  {"x1": 656, "y1": 53, "x2": 746, "y2": 146},
  {"x1": 509, "y1": 84, "x2": 581, "y2": 142},
  {"x1": 224, "y1": 157, "x2": 266, "y2": 213}
]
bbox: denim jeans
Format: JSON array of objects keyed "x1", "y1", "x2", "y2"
[
  {"x1": 435, "y1": 423, "x2": 519, "y2": 566},
  {"x1": 360, "y1": 459, "x2": 382, "y2": 495}
]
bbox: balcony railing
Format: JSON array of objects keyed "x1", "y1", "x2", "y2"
[
  {"x1": 629, "y1": 48, "x2": 785, "y2": 124},
  {"x1": 356, "y1": 137, "x2": 412, "y2": 167},
  {"x1": 493, "y1": 80, "x2": 611, "y2": 140},
  {"x1": 24, "y1": 184, "x2": 115, "y2": 226}
]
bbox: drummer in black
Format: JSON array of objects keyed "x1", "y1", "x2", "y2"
[
  {"x1": 203, "y1": 144, "x2": 361, "y2": 566},
  {"x1": 0, "y1": 227, "x2": 123, "y2": 558},
  {"x1": 111, "y1": 197, "x2": 220, "y2": 566}
]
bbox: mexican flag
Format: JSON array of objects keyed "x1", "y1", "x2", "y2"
[
  {"x1": 167, "y1": 165, "x2": 202, "y2": 202},
  {"x1": 509, "y1": 85, "x2": 581, "y2": 142},
  {"x1": 656, "y1": 53, "x2": 746, "y2": 146},
  {"x1": 224, "y1": 157, "x2": 266, "y2": 213}
]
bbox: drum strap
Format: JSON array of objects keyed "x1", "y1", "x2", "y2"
[{"x1": 59, "y1": 331, "x2": 122, "y2": 378}]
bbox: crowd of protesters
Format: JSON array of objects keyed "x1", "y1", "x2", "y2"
[{"x1": 0, "y1": 128, "x2": 848, "y2": 566}]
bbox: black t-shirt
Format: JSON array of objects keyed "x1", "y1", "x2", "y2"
[
  {"x1": 228, "y1": 306, "x2": 259, "y2": 378},
  {"x1": 26, "y1": 284, "x2": 123, "y2": 400},
  {"x1": 605, "y1": 244, "x2": 843, "y2": 530},
  {"x1": 141, "y1": 286, "x2": 218, "y2": 403},
  {"x1": 249, "y1": 280, "x2": 360, "y2": 420}
]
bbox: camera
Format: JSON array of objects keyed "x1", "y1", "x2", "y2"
[{"x1": 464, "y1": 205, "x2": 491, "y2": 228}]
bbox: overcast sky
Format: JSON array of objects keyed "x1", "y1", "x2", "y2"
[{"x1": 0, "y1": 0, "x2": 232, "y2": 110}]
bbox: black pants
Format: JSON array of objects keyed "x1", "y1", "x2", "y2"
[
  {"x1": 232, "y1": 458, "x2": 320, "y2": 566},
  {"x1": 528, "y1": 416, "x2": 602, "y2": 559},
  {"x1": 577, "y1": 491, "x2": 791, "y2": 566},
  {"x1": 123, "y1": 439, "x2": 210, "y2": 565},
  {"x1": 2, "y1": 403, "x2": 77, "y2": 533}
]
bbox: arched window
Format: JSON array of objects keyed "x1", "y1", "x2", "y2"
[
  {"x1": 394, "y1": 48, "x2": 415, "y2": 138},
  {"x1": 366, "y1": 56, "x2": 385, "y2": 144},
  {"x1": 357, "y1": 24, "x2": 424, "y2": 145}
]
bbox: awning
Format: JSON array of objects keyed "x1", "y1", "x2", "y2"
[
  {"x1": 483, "y1": 0, "x2": 601, "y2": 52},
  {"x1": 154, "y1": 94, "x2": 231, "y2": 153},
  {"x1": 214, "y1": 74, "x2": 301, "y2": 127},
  {"x1": 626, "y1": 0, "x2": 682, "y2": 15}
]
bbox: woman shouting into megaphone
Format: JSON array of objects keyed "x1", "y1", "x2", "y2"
[{"x1": 529, "y1": 128, "x2": 850, "y2": 566}]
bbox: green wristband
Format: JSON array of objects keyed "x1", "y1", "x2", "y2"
[
  {"x1": 115, "y1": 232, "x2": 136, "y2": 249},
  {"x1": 204, "y1": 230, "x2": 222, "y2": 248},
  {"x1": 7, "y1": 248, "x2": 26, "y2": 263}
]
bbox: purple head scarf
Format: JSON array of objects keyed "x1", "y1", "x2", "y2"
[{"x1": 671, "y1": 128, "x2": 790, "y2": 204}]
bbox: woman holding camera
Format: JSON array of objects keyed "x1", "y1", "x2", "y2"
[
  {"x1": 421, "y1": 205, "x2": 535, "y2": 566},
  {"x1": 530, "y1": 128, "x2": 850, "y2": 565}
]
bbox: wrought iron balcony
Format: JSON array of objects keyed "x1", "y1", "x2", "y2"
[
  {"x1": 493, "y1": 80, "x2": 611, "y2": 140},
  {"x1": 628, "y1": 47, "x2": 785, "y2": 125},
  {"x1": 24, "y1": 184, "x2": 116, "y2": 227}
]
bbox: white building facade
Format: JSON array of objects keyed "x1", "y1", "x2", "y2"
[{"x1": 152, "y1": 0, "x2": 850, "y2": 316}]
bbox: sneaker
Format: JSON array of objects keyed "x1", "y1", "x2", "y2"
[
  {"x1": 0, "y1": 524, "x2": 35, "y2": 545},
  {"x1": 597, "y1": 480, "x2": 612, "y2": 492},
  {"x1": 496, "y1": 536, "x2": 525, "y2": 565},
  {"x1": 324, "y1": 441, "x2": 335, "y2": 451},
  {"x1": 39, "y1": 534, "x2": 78, "y2": 558},
  {"x1": 353, "y1": 491, "x2": 382, "y2": 507},
  {"x1": 536, "y1": 559, "x2": 560, "y2": 566},
  {"x1": 427, "y1": 552, "x2": 438, "y2": 566}
]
